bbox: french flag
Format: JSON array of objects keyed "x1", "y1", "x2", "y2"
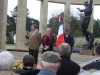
[{"x1": 56, "y1": 14, "x2": 64, "y2": 48}]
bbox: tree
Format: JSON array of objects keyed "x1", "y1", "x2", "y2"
[
  {"x1": 93, "y1": 19, "x2": 100, "y2": 37},
  {"x1": 48, "y1": 12, "x2": 84, "y2": 39},
  {"x1": 70, "y1": 13, "x2": 84, "y2": 37},
  {"x1": 11, "y1": 6, "x2": 29, "y2": 19},
  {"x1": 47, "y1": 14, "x2": 60, "y2": 43},
  {"x1": 7, "y1": 6, "x2": 39, "y2": 37},
  {"x1": 6, "y1": 15, "x2": 16, "y2": 36},
  {"x1": 26, "y1": 17, "x2": 39, "y2": 31},
  {"x1": 48, "y1": 11, "x2": 100, "y2": 43}
]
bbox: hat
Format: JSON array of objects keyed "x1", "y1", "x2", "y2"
[{"x1": 41, "y1": 51, "x2": 61, "y2": 63}]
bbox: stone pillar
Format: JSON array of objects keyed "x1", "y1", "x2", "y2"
[
  {"x1": 64, "y1": 1, "x2": 71, "y2": 29},
  {"x1": 0, "y1": 0, "x2": 8, "y2": 50},
  {"x1": 39, "y1": 0, "x2": 48, "y2": 35},
  {"x1": 88, "y1": 3, "x2": 94, "y2": 33},
  {"x1": 15, "y1": 0, "x2": 27, "y2": 48}
]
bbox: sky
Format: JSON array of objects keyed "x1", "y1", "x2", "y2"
[{"x1": 7, "y1": 0, "x2": 100, "y2": 21}]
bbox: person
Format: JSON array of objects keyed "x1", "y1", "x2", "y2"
[
  {"x1": 15, "y1": 55, "x2": 40, "y2": 75},
  {"x1": 25, "y1": 24, "x2": 42, "y2": 65},
  {"x1": 57, "y1": 43, "x2": 80, "y2": 75},
  {"x1": 82, "y1": 45, "x2": 100, "y2": 70},
  {"x1": 0, "y1": 51, "x2": 19, "y2": 75},
  {"x1": 63, "y1": 28, "x2": 74, "y2": 55},
  {"x1": 77, "y1": 0, "x2": 94, "y2": 49},
  {"x1": 37, "y1": 51, "x2": 61, "y2": 75},
  {"x1": 42, "y1": 28, "x2": 54, "y2": 53}
]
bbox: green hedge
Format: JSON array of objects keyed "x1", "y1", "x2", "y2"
[{"x1": 6, "y1": 36, "x2": 14, "y2": 44}]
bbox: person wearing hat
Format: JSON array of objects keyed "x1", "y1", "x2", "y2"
[
  {"x1": 25, "y1": 24, "x2": 42, "y2": 65},
  {"x1": 37, "y1": 51, "x2": 61, "y2": 75}
]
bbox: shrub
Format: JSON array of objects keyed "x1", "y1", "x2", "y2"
[
  {"x1": 6, "y1": 36, "x2": 14, "y2": 44},
  {"x1": 74, "y1": 37, "x2": 100, "y2": 48},
  {"x1": 74, "y1": 37, "x2": 87, "y2": 48}
]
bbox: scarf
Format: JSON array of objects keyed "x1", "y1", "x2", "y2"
[{"x1": 43, "y1": 34, "x2": 53, "y2": 46}]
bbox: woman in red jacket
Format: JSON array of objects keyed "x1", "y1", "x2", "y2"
[{"x1": 42, "y1": 28, "x2": 54, "y2": 53}]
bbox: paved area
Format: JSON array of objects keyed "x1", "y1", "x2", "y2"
[
  {"x1": 2, "y1": 45, "x2": 95, "y2": 68},
  {"x1": 8, "y1": 51, "x2": 95, "y2": 68}
]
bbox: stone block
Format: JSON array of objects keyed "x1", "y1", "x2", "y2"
[{"x1": 80, "y1": 49, "x2": 94, "y2": 55}]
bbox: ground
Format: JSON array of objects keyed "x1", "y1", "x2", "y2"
[
  {"x1": 9, "y1": 51, "x2": 95, "y2": 68},
  {"x1": 4, "y1": 45, "x2": 95, "y2": 68}
]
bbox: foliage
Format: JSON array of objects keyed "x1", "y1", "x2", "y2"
[
  {"x1": 47, "y1": 15, "x2": 59, "y2": 42},
  {"x1": 70, "y1": 15, "x2": 82, "y2": 37},
  {"x1": 94, "y1": 38, "x2": 100, "y2": 44},
  {"x1": 93, "y1": 19, "x2": 100, "y2": 38},
  {"x1": 26, "y1": 17, "x2": 39, "y2": 31},
  {"x1": 74, "y1": 37, "x2": 100, "y2": 48},
  {"x1": 7, "y1": 6, "x2": 39, "y2": 37},
  {"x1": 6, "y1": 36, "x2": 14, "y2": 44},
  {"x1": 6, "y1": 15, "x2": 16, "y2": 36},
  {"x1": 11, "y1": 6, "x2": 29, "y2": 18},
  {"x1": 47, "y1": 12, "x2": 85, "y2": 43},
  {"x1": 74, "y1": 37, "x2": 87, "y2": 48},
  {"x1": 48, "y1": 11, "x2": 100, "y2": 43}
]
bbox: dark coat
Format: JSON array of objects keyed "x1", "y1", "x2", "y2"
[
  {"x1": 15, "y1": 67, "x2": 40, "y2": 75},
  {"x1": 57, "y1": 55, "x2": 80, "y2": 75},
  {"x1": 64, "y1": 34, "x2": 74, "y2": 49},
  {"x1": 83, "y1": 59, "x2": 100, "y2": 70}
]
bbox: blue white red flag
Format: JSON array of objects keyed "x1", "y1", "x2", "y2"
[{"x1": 56, "y1": 14, "x2": 64, "y2": 48}]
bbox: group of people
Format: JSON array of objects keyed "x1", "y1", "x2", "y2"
[
  {"x1": 0, "y1": 24, "x2": 77, "y2": 75},
  {"x1": 0, "y1": 24, "x2": 100, "y2": 75},
  {"x1": 0, "y1": 42, "x2": 80, "y2": 75},
  {"x1": 25, "y1": 24, "x2": 74, "y2": 65},
  {"x1": 0, "y1": 43, "x2": 100, "y2": 75},
  {"x1": 1, "y1": 0, "x2": 100, "y2": 74}
]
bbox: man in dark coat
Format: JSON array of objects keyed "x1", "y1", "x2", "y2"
[
  {"x1": 83, "y1": 45, "x2": 100, "y2": 70},
  {"x1": 57, "y1": 43, "x2": 80, "y2": 75},
  {"x1": 63, "y1": 28, "x2": 74, "y2": 55}
]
